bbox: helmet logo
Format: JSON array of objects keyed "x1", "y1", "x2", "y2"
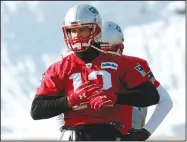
[
  {"x1": 116, "y1": 25, "x2": 122, "y2": 33},
  {"x1": 88, "y1": 7, "x2": 98, "y2": 16}
]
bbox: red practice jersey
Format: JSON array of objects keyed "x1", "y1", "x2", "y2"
[{"x1": 36, "y1": 52, "x2": 151, "y2": 135}]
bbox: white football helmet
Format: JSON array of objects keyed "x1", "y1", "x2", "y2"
[
  {"x1": 100, "y1": 20, "x2": 124, "y2": 54},
  {"x1": 62, "y1": 4, "x2": 102, "y2": 52}
]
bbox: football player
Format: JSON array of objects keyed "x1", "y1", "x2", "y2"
[
  {"x1": 31, "y1": 4, "x2": 160, "y2": 141},
  {"x1": 100, "y1": 20, "x2": 173, "y2": 140}
]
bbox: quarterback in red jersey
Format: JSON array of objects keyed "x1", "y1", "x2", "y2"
[
  {"x1": 31, "y1": 4, "x2": 160, "y2": 141},
  {"x1": 100, "y1": 20, "x2": 173, "y2": 140}
]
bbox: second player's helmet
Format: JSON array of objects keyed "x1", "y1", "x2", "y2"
[
  {"x1": 62, "y1": 4, "x2": 102, "y2": 52},
  {"x1": 100, "y1": 20, "x2": 124, "y2": 54}
]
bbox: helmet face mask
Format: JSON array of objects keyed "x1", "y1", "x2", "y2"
[
  {"x1": 62, "y1": 4, "x2": 102, "y2": 52},
  {"x1": 62, "y1": 23, "x2": 101, "y2": 52},
  {"x1": 100, "y1": 43, "x2": 124, "y2": 54}
]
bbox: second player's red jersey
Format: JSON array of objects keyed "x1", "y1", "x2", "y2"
[{"x1": 36, "y1": 52, "x2": 151, "y2": 135}]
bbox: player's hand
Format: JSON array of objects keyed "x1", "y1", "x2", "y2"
[
  {"x1": 68, "y1": 81, "x2": 102, "y2": 108},
  {"x1": 124, "y1": 128, "x2": 151, "y2": 141},
  {"x1": 89, "y1": 90, "x2": 117, "y2": 111}
]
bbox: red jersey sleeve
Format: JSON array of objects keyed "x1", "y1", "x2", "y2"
[
  {"x1": 36, "y1": 62, "x2": 63, "y2": 96},
  {"x1": 123, "y1": 62, "x2": 150, "y2": 89}
]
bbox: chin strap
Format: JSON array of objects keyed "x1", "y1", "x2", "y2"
[{"x1": 65, "y1": 44, "x2": 121, "y2": 56}]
